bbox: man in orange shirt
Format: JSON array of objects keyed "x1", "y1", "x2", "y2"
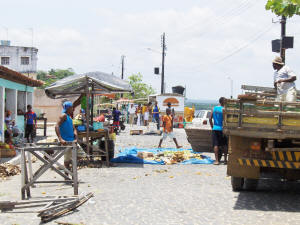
[{"x1": 158, "y1": 108, "x2": 182, "y2": 148}]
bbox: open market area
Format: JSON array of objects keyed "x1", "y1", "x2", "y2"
[{"x1": 2, "y1": 0, "x2": 300, "y2": 224}]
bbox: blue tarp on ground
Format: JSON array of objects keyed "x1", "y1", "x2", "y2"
[{"x1": 110, "y1": 147, "x2": 214, "y2": 165}]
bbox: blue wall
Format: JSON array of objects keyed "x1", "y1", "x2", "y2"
[
  {"x1": 0, "y1": 78, "x2": 34, "y2": 92},
  {"x1": 17, "y1": 115, "x2": 25, "y2": 132}
]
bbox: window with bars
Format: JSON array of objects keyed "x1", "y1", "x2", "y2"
[
  {"x1": 21, "y1": 57, "x2": 30, "y2": 65},
  {"x1": 1, "y1": 57, "x2": 9, "y2": 65}
]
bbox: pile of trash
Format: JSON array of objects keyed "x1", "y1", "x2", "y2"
[
  {"x1": 0, "y1": 163, "x2": 21, "y2": 178},
  {"x1": 137, "y1": 150, "x2": 204, "y2": 165},
  {"x1": 111, "y1": 147, "x2": 214, "y2": 165}
]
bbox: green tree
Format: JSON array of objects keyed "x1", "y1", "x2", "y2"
[
  {"x1": 266, "y1": 0, "x2": 300, "y2": 17},
  {"x1": 124, "y1": 73, "x2": 156, "y2": 99},
  {"x1": 37, "y1": 68, "x2": 75, "y2": 89}
]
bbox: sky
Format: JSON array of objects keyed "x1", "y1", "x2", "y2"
[{"x1": 1, "y1": 0, "x2": 300, "y2": 100}]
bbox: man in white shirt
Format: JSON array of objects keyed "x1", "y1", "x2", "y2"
[
  {"x1": 273, "y1": 56, "x2": 297, "y2": 102},
  {"x1": 128, "y1": 103, "x2": 136, "y2": 126}
]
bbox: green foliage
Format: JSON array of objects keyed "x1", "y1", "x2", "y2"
[
  {"x1": 37, "y1": 68, "x2": 75, "y2": 89},
  {"x1": 266, "y1": 0, "x2": 300, "y2": 17},
  {"x1": 124, "y1": 73, "x2": 156, "y2": 99}
]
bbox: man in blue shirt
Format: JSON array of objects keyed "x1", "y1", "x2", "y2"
[
  {"x1": 152, "y1": 101, "x2": 160, "y2": 130},
  {"x1": 209, "y1": 97, "x2": 227, "y2": 165},
  {"x1": 55, "y1": 101, "x2": 77, "y2": 173},
  {"x1": 24, "y1": 105, "x2": 37, "y2": 143}
]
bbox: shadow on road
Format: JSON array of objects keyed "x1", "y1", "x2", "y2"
[
  {"x1": 112, "y1": 163, "x2": 144, "y2": 168},
  {"x1": 234, "y1": 179, "x2": 300, "y2": 212}
]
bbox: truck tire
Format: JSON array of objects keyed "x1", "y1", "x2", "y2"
[
  {"x1": 231, "y1": 176, "x2": 244, "y2": 192},
  {"x1": 244, "y1": 178, "x2": 258, "y2": 191}
]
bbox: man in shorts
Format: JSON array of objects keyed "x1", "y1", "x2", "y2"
[
  {"x1": 55, "y1": 101, "x2": 78, "y2": 174},
  {"x1": 158, "y1": 108, "x2": 182, "y2": 149},
  {"x1": 24, "y1": 105, "x2": 37, "y2": 143},
  {"x1": 209, "y1": 97, "x2": 228, "y2": 165}
]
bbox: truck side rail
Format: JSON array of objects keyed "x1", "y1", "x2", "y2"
[{"x1": 224, "y1": 98, "x2": 300, "y2": 139}]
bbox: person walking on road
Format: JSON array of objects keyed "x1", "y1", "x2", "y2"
[
  {"x1": 128, "y1": 104, "x2": 136, "y2": 126},
  {"x1": 158, "y1": 108, "x2": 182, "y2": 149},
  {"x1": 24, "y1": 104, "x2": 37, "y2": 143},
  {"x1": 136, "y1": 104, "x2": 142, "y2": 126},
  {"x1": 273, "y1": 56, "x2": 297, "y2": 102},
  {"x1": 209, "y1": 97, "x2": 228, "y2": 165},
  {"x1": 152, "y1": 101, "x2": 161, "y2": 130}
]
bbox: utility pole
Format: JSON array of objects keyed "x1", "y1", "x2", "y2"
[
  {"x1": 121, "y1": 55, "x2": 125, "y2": 79},
  {"x1": 161, "y1": 33, "x2": 166, "y2": 94},
  {"x1": 121, "y1": 55, "x2": 125, "y2": 98},
  {"x1": 280, "y1": 16, "x2": 286, "y2": 63}
]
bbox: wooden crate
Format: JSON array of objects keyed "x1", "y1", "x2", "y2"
[{"x1": 130, "y1": 130, "x2": 143, "y2": 135}]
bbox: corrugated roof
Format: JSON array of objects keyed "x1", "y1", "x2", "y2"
[
  {"x1": 0, "y1": 65, "x2": 43, "y2": 87},
  {"x1": 45, "y1": 71, "x2": 132, "y2": 99}
]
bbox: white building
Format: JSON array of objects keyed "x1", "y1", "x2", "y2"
[{"x1": 0, "y1": 40, "x2": 38, "y2": 79}]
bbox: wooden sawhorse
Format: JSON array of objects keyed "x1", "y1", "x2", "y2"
[{"x1": 20, "y1": 142, "x2": 78, "y2": 200}]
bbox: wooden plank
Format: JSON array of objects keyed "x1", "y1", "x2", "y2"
[{"x1": 72, "y1": 142, "x2": 78, "y2": 195}]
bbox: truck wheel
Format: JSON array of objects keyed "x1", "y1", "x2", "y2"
[
  {"x1": 231, "y1": 176, "x2": 244, "y2": 192},
  {"x1": 244, "y1": 178, "x2": 258, "y2": 191}
]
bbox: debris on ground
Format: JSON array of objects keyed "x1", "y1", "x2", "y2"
[
  {"x1": 0, "y1": 193, "x2": 94, "y2": 223},
  {"x1": 55, "y1": 221, "x2": 86, "y2": 225},
  {"x1": 138, "y1": 150, "x2": 204, "y2": 165},
  {"x1": 0, "y1": 163, "x2": 21, "y2": 178}
]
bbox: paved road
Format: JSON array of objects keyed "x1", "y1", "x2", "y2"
[{"x1": 1, "y1": 125, "x2": 300, "y2": 225}]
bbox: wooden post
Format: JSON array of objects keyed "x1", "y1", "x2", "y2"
[
  {"x1": 26, "y1": 144, "x2": 34, "y2": 187},
  {"x1": 72, "y1": 142, "x2": 78, "y2": 195},
  {"x1": 0, "y1": 86, "x2": 4, "y2": 142},
  {"x1": 44, "y1": 118, "x2": 47, "y2": 136},
  {"x1": 85, "y1": 77, "x2": 90, "y2": 158},
  {"x1": 21, "y1": 148, "x2": 26, "y2": 199}
]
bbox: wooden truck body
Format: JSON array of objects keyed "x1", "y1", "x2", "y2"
[{"x1": 224, "y1": 85, "x2": 300, "y2": 191}]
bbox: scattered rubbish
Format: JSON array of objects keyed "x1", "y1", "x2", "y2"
[
  {"x1": 154, "y1": 169, "x2": 168, "y2": 173},
  {"x1": 55, "y1": 221, "x2": 86, "y2": 225},
  {"x1": 0, "y1": 193, "x2": 94, "y2": 223},
  {"x1": 0, "y1": 163, "x2": 21, "y2": 178}
]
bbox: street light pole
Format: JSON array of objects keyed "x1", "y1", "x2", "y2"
[
  {"x1": 161, "y1": 33, "x2": 166, "y2": 94},
  {"x1": 227, "y1": 76, "x2": 233, "y2": 99}
]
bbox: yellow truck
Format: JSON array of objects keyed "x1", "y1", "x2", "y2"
[{"x1": 224, "y1": 85, "x2": 300, "y2": 191}]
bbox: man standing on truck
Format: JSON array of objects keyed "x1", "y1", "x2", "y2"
[
  {"x1": 273, "y1": 56, "x2": 297, "y2": 102},
  {"x1": 209, "y1": 97, "x2": 228, "y2": 165}
]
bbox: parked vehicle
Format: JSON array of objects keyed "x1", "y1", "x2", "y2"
[
  {"x1": 224, "y1": 85, "x2": 300, "y2": 192},
  {"x1": 192, "y1": 110, "x2": 211, "y2": 127}
]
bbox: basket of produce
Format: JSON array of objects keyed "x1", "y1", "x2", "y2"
[{"x1": 0, "y1": 142, "x2": 16, "y2": 158}]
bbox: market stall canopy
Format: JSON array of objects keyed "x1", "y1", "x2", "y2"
[
  {"x1": 45, "y1": 71, "x2": 133, "y2": 99},
  {"x1": 113, "y1": 98, "x2": 134, "y2": 104}
]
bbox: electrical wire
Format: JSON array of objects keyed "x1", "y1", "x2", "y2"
[{"x1": 215, "y1": 24, "x2": 274, "y2": 64}]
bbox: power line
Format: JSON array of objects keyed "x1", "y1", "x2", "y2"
[{"x1": 215, "y1": 24, "x2": 274, "y2": 64}]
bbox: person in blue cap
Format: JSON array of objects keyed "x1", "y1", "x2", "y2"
[{"x1": 55, "y1": 101, "x2": 78, "y2": 172}]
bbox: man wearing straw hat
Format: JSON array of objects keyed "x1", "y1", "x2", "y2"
[{"x1": 273, "y1": 56, "x2": 297, "y2": 102}]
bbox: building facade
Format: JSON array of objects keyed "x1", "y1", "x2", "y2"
[
  {"x1": 0, "y1": 66, "x2": 43, "y2": 141},
  {"x1": 0, "y1": 41, "x2": 38, "y2": 79}
]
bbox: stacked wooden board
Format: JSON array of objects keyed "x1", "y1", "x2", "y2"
[{"x1": 185, "y1": 128, "x2": 213, "y2": 152}]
